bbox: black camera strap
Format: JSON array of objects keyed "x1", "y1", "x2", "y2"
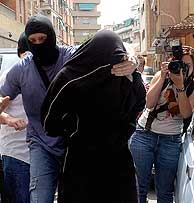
[
  {"x1": 145, "y1": 103, "x2": 168, "y2": 131},
  {"x1": 144, "y1": 78, "x2": 171, "y2": 131}
]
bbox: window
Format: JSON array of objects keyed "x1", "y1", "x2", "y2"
[
  {"x1": 82, "y1": 18, "x2": 89, "y2": 24},
  {"x1": 142, "y1": 29, "x2": 145, "y2": 40}
]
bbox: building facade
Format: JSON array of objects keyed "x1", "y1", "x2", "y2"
[
  {"x1": 139, "y1": 0, "x2": 181, "y2": 71},
  {"x1": 110, "y1": 4, "x2": 140, "y2": 55},
  {"x1": 0, "y1": 0, "x2": 28, "y2": 47},
  {"x1": 112, "y1": 17, "x2": 140, "y2": 55},
  {"x1": 72, "y1": 0, "x2": 101, "y2": 45},
  {"x1": 30, "y1": 0, "x2": 74, "y2": 45},
  {"x1": 139, "y1": 0, "x2": 194, "y2": 71},
  {"x1": 0, "y1": 0, "x2": 74, "y2": 48}
]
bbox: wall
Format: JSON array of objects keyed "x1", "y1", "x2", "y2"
[
  {"x1": 160, "y1": 0, "x2": 180, "y2": 31},
  {"x1": 0, "y1": 0, "x2": 16, "y2": 11},
  {"x1": 180, "y1": 0, "x2": 194, "y2": 20},
  {"x1": 0, "y1": 12, "x2": 24, "y2": 47}
]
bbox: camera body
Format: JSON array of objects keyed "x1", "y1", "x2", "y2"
[
  {"x1": 168, "y1": 60, "x2": 188, "y2": 74},
  {"x1": 168, "y1": 39, "x2": 189, "y2": 74}
]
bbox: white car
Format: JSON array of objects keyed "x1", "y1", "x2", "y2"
[
  {"x1": 0, "y1": 48, "x2": 19, "y2": 74},
  {"x1": 175, "y1": 114, "x2": 194, "y2": 203},
  {"x1": 141, "y1": 74, "x2": 154, "y2": 85}
]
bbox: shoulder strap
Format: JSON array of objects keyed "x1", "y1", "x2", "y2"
[
  {"x1": 144, "y1": 78, "x2": 170, "y2": 131},
  {"x1": 144, "y1": 103, "x2": 168, "y2": 131},
  {"x1": 35, "y1": 61, "x2": 50, "y2": 89},
  {"x1": 162, "y1": 78, "x2": 171, "y2": 91}
]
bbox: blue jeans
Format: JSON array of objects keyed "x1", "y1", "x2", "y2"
[
  {"x1": 129, "y1": 128, "x2": 182, "y2": 203},
  {"x1": 2, "y1": 155, "x2": 30, "y2": 203},
  {"x1": 29, "y1": 141, "x2": 62, "y2": 203}
]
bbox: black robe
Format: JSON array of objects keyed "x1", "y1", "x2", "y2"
[{"x1": 41, "y1": 30, "x2": 146, "y2": 203}]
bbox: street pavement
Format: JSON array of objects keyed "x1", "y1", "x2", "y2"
[
  {"x1": 148, "y1": 190, "x2": 157, "y2": 203},
  {"x1": 54, "y1": 191, "x2": 157, "y2": 203}
]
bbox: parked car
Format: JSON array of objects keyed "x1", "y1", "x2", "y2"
[
  {"x1": 0, "y1": 48, "x2": 19, "y2": 74},
  {"x1": 175, "y1": 114, "x2": 194, "y2": 203},
  {"x1": 141, "y1": 74, "x2": 154, "y2": 85},
  {"x1": 143, "y1": 66, "x2": 154, "y2": 75}
]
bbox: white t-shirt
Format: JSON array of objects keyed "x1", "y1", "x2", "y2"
[
  {"x1": 0, "y1": 68, "x2": 29, "y2": 164},
  {"x1": 138, "y1": 84, "x2": 183, "y2": 135}
]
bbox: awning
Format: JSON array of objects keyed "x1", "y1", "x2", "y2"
[{"x1": 164, "y1": 14, "x2": 194, "y2": 38}]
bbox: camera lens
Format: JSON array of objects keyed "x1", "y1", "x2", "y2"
[{"x1": 168, "y1": 60, "x2": 182, "y2": 74}]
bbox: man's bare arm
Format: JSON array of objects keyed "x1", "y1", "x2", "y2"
[
  {"x1": 0, "y1": 96, "x2": 10, "y2": 114},
  {"x1": 0, "y1": 111, "x2": 27, "y2": 131}
]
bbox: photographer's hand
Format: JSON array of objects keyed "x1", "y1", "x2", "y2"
[
  {"x1": 161, "y1": 62, "x2": 169, "y2": 79},
  {"x1": 169, "y1": 69, "x2": 184, "y2": 89},
  {"x1": 169, "y1": 69, "x2": 192, "y2": 118},
  {"x1": 146, "y1": 62, "x2": 169, "y2": 109}
]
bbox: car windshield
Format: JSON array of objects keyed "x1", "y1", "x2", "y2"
[{"x1": 0, "y1": 53, "x2": 19, "y2": 74}]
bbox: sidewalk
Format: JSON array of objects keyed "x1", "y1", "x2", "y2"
[{"x1": 148, "y1": 190, "x2": 157, "y2": 203}]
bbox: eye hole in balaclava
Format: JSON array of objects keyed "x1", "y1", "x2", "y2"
[{"x1": 25, "y1": 13, "x2": 59, "y2": 66}]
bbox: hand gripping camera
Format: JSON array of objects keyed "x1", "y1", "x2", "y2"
[{"x1": 168, "y1": 40, "x2": 189, "y2": 75}]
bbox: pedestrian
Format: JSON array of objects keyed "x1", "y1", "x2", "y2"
[
  {"x1": 129, "y1": 45, "x2": 194, "y2": 203},
  {"x1": 0, "y1": 32, "x2": 30, "y2": 203},
  {"x1": 136, "y1": 55, "x2": 145, "y2": 73},
  {"x1": 41, "y1": 29, "x2": 146, "y2": 203},
  {"x1": 0, "y1": 14, "x2": 140, "y2": 203}
]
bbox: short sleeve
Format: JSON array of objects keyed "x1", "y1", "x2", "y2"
[{"x1": 0, "y1": 63, "x2": 21, "y2": 100}]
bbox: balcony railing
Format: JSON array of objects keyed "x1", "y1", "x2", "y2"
[
  {"x1": 73, "y1": 23, "x2": 101, "y2": 30},
  {"x1": 72, "y1": 10, "x2": 100, "y2": 17}
]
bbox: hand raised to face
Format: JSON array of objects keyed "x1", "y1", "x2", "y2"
[{"x1": 111, "y1": 56, "x2": 139, "y2": 77}]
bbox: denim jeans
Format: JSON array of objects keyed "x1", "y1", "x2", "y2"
[
  {"x1": 29, "y1": 141, "x2": 62, "y2": 203},
  {"x1": 2, "y1": 155, "x2": 30, "y2": 203},
  {"x1": 129, "y1": 128, "x2": 182, "y2": 203}
]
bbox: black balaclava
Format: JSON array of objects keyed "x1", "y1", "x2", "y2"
[
  {"x1": 25, "y1": 13, "x2": 59, "y2": 66},
  {"x1": 17, "y1": 32, "x2": 29, "y2": 57}
]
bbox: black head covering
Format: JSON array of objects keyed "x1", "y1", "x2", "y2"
[
  {"x1": 17, "y1": 32, "x2": 29, "y2": 57},
  {"x1": 25, "y1": 13, "x2": 59, "y2": 66},
  {"x1": 64, "y1": 29, "x2": 127, "y2": 75},
  {"x1": 41, "y1": 29, "x2": 146, "y2": 137}
]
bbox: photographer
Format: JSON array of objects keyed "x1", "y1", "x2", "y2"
[{"x1": 129, "y1": 45, "x2": 194, "y2": 203}]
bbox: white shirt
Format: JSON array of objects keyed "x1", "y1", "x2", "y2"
[
  {"x1": 138, "y1": 84, "x2": 183, "y2": 135},
  {"x1": 0, "y1": 68, "x2": 29, "y2": 164}
]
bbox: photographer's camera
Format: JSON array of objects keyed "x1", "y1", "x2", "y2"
[
  {"x1": 168, "y1": 39, "x2": 189, "y2": 75},
  {"x1": 168, "y1": 60, "x2": 188, "y2": 74}
]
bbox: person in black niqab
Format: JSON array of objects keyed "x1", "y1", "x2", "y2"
[{"x1": 41, "y1": 30, "x2": 146, "y2": 203}]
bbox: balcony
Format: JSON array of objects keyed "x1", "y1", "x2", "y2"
[
  {"x1": 40, "y1": 8, "x2": 63, "y2": 19},
  {"x1": 73, "y1": 23, "x2": 101, "y2": 30},
  {"x1": 0, "y1": 3, "x2": 16, "y2": 20},
  {"x1": 72, "y1": 10, "x2": 101, "y2": 17},
  {"x1": 40, "y1": 1, "x2": 62, "y2": 17}
]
